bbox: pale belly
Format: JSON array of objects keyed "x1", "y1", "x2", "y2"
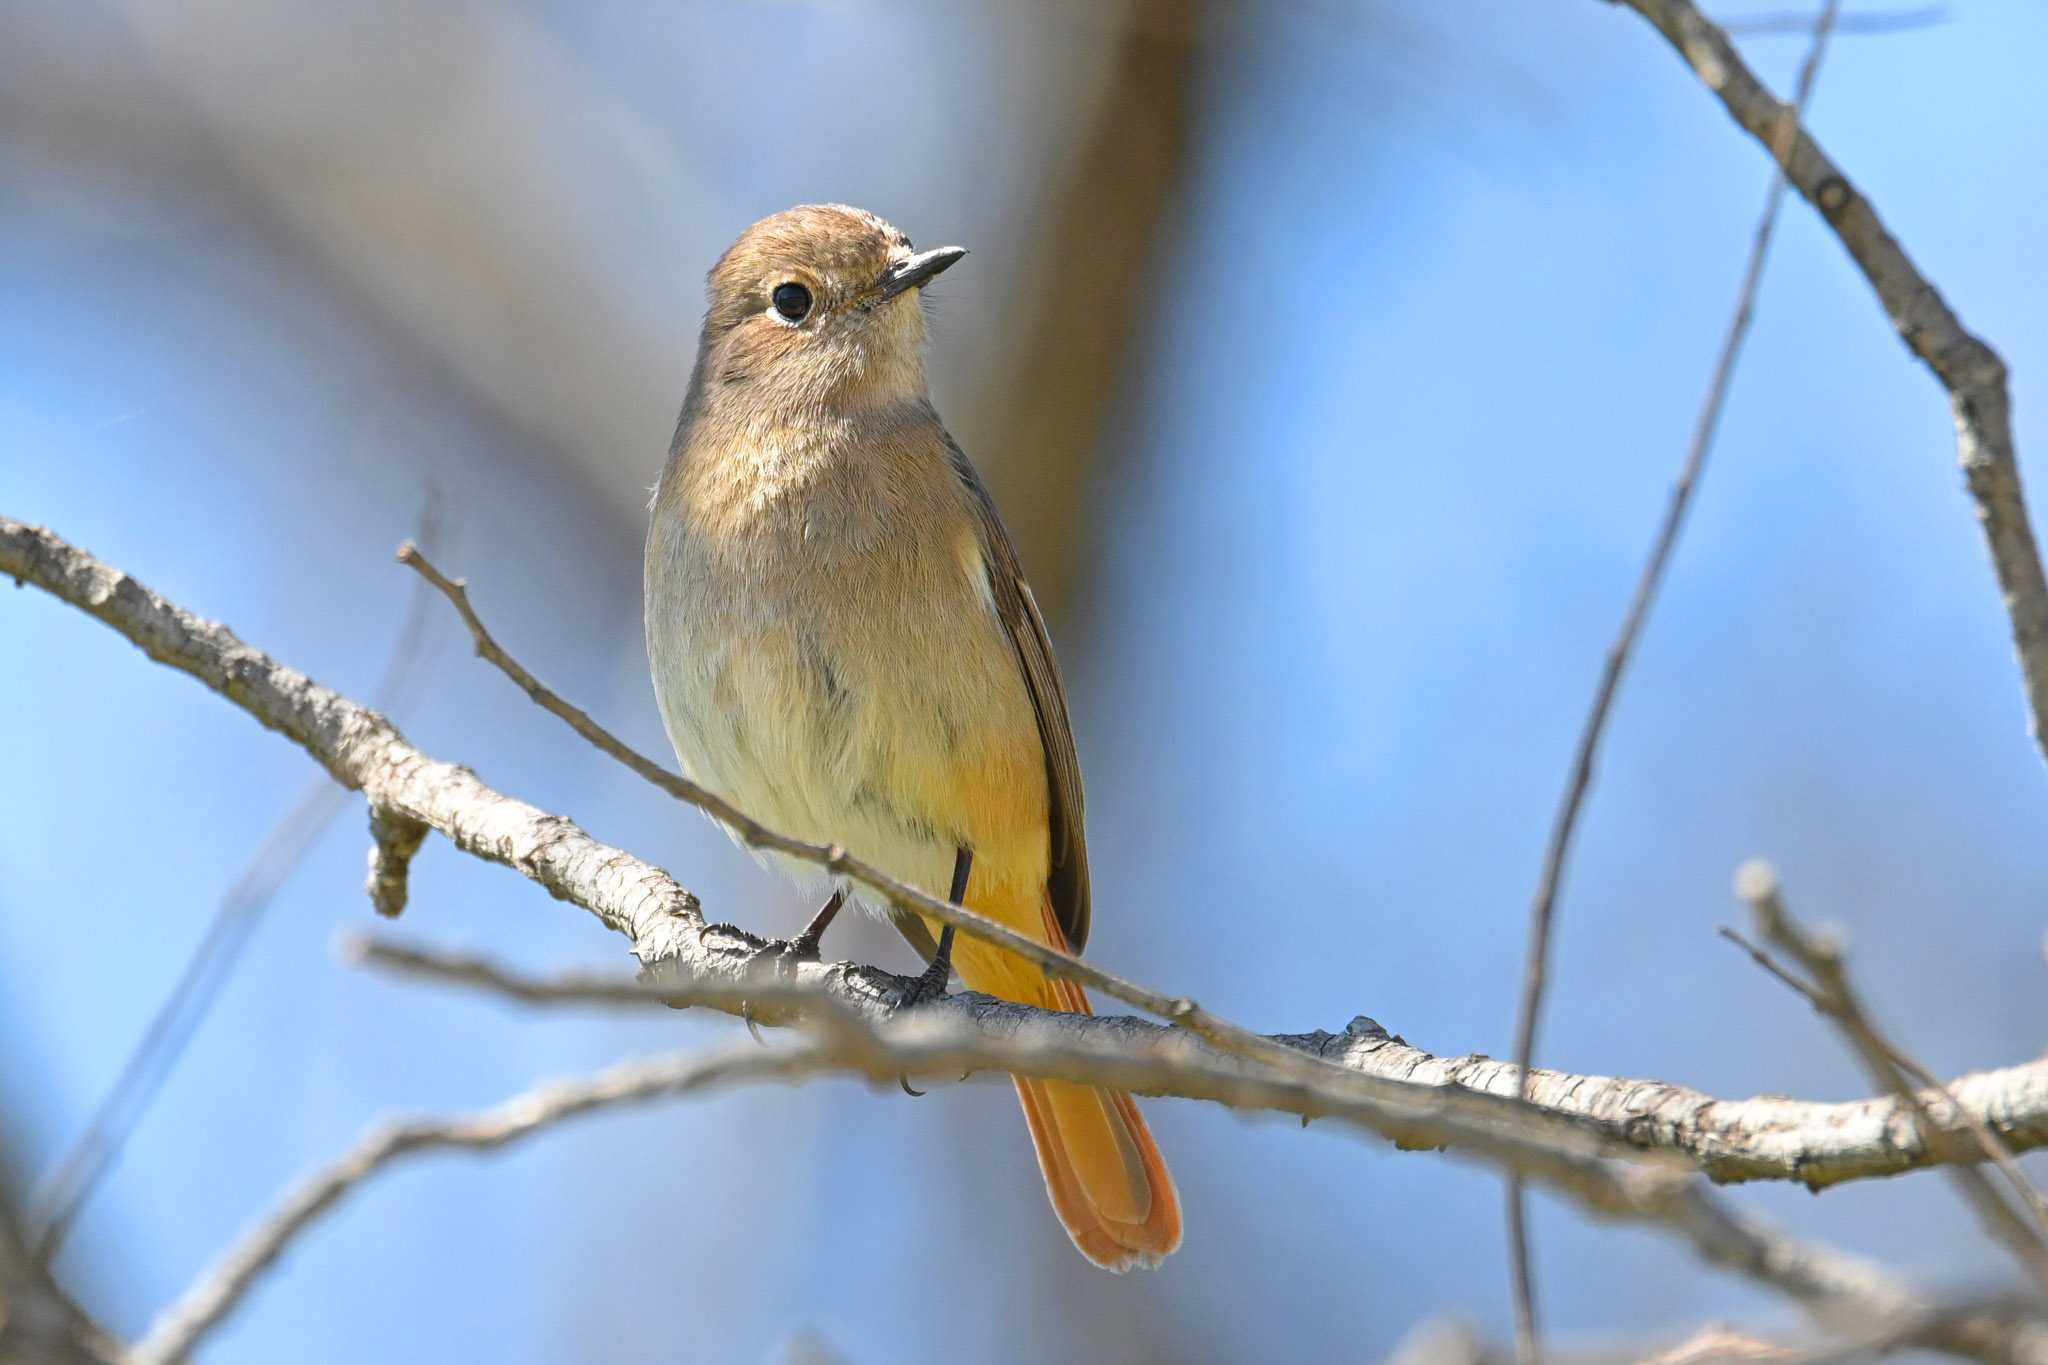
[{"x1": 644, "y1": 507, "x2": 1051, "y2": 912}]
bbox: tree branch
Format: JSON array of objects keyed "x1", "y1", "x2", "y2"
[
  {"x1": 1733, "y1": 861, "x2": 2048, "y2": 1291},
  {"x1": 14, "y1": 517, "x2": 2048, "y2": 1362},
  {"x1": 7, "y1": 516, "x2": 2047, "y2": 1191},
  {"x1": 0, "y1": 1186, "x2": 118, "y2": 1365},
  {"x1": 25, "y1": 488, "x2": 444, "y2": 1260},
  {"x1": 355, "y1": 925, "x2": 2048, "y2": 1190},
  {"x1": 139, "y1": 955, "x2": 2048, "y2": 1365},
  {"x1": 1722, "y1": 5, "x2": 1945, "y2": 37},
  {"x1": 1610, "y1": 0, "x2": 2048, "y2": 763}
]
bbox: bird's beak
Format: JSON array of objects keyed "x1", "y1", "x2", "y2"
[{"x1": 874, "y1": 245, "x2": 967, "y2": 301}]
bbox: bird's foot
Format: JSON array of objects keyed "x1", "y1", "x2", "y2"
[
  {"x1": 893, "y1": 936, "x2": 954, "y2": 1092},
  {"x1": 895, "y1": 944, "x2": 953, "y2": 1012},
  {"x1": 895, "y1": 848, "x2": 970, "y2": 1013},
  {"x1": 729, "y1": 888, "x2": 847, "y2": 978},
  {"x1": 893, "y1": 917, "x2": 956, "y2": 1097},
  {"x1": 729, "y1": 934, "x2": 809, "y2": 981}
]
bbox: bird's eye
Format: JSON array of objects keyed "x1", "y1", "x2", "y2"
[{"x1": 771, "y1": 282, "x2": 813, "y2": 322}]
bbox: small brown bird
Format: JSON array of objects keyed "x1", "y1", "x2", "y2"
[{"x1": 644, "y1": 204, "x2": 1181, "y2": 1269}]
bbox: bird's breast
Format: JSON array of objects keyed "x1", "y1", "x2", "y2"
[{"x1": 645, "y1": 435, "x2": 1050, "y2": 903}]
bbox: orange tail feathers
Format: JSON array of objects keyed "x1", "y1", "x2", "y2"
[{"x1": 952, "y1": 898, "x2": 1183, "y2": 1271}]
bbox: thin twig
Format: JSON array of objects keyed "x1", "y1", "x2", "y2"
[
  {"x1": 1613, "y1": 0, "x2": 2048, "y2": 763},
  {"x1": 24, "y1": 486, "x2": 444, "y2": 1261},
  {"x1": 124, "y1": 1045, "x2": 852, "y2": 1365},
  {"x1": 1722, "y1": 5, "x2": 1945, "y2": 36},
  {"x1": 1505, "y1": 2, "x2": 1844, "y2": 1350},
  {"x1": 1717, "y1": 925, "x2": 1830, "y2": 1009},
  {"x1": 1731, "y1": 861, "x2": 2048, "y2": 1294},
  {"x1": 345, "y1": 935, "x2": 801, "y2": 1012}
]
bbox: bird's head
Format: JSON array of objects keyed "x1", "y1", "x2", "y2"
[{"x1": 694, "y1": 203, "x2": 965, "y2": 413}]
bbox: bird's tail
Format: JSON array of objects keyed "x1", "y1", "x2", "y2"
[{"x1": 949, "y1": 897, "x2": 1183, "y2": 1271}]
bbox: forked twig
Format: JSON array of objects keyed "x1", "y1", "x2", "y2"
[{"x1": 1731, "y1": 860, "x2": 2048, "y2": 1293}]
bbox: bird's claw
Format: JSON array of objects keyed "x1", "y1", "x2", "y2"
[{"x1": 894, "y1": 954, "x2": 951, "y2": 1012}]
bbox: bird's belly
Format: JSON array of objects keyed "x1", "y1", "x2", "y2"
[{"x1": 647, "y1": 573, "x2": 1049, "y2": 909}]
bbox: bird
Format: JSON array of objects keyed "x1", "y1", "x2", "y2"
[{"x1": 644, "y1": 203, "x2": 1181, "y2": 1270}]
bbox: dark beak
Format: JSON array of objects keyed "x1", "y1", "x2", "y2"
[{"x1": 875, "y1": 245, "x2": 967, "y2": 301}]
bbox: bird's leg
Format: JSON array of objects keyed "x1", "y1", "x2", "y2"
[
  {"x1": 898, "y1": 847, "x2": 971, "y2": 1011},
  {"x1": 786, "y1": 888, "x2": 846, "y2": 961},
  {"x1": 897, "y1": 847, "x2": 972, "y2": 1096}
]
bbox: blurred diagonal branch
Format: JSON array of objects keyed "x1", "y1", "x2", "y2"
[
  {"x1": 966, "y1": 0, "x2": 1198, "y2": 615},
  {"x1": 1611, "y1": 0, "x2": 2048, "y2": 764},
  {"x1": 1721, "y1": 5, "x2": 1945, "y2": 36}
]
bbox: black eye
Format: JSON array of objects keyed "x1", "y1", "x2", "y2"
[{"x1": 771, "y1": 282, "x2": 813, "y2": 322}]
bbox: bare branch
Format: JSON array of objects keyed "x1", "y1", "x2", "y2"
[
  {"x1": 1733, "y1": 861, "x2": 2048, "y2": 1292},
  {"x1": 8, "y1": 518, "x2": 2048, "y2": 1190},
  {"x1": 128, "y1": 1007, "x2": 1701, "y2": 1365},
  {"x1": 1722, "y1": 5, "x2": 1946, "y2": 37},
  {"x1": 344, "y1": 936, "x2": 706, "y2": 1009},
  {"x1": 0, "y1": 1187, "x2": 119, "y2": 1364},
  {"x1": 356, "y1": 927, "x2": 2048, "y2": 1191},
  {"x1": 124, "y1": 1046, "x2": 840, "y2": 1365},
  {"x1": 133, "y1": 978, "x2": 2048, "y2": 1365},
  {"x1": 15, "y1": 517, "x2": 2048, "y2": 1361},
  {"x1": 1611, "y1": 0, "x2": 2048, "y2": 763},
  {"x1": 1508, "y1": 2, "x2": 1844, "y2": 1348},
  {"x1": 24, "y1": 488, "x2": 445, "y2": 1260},
  {"x1": 1391, "y1": 1301, "x2": 2048, "y2": 1365}
]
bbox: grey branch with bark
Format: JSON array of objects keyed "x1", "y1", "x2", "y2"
[{"x1": 9, "y1": 515, "x2": 2046, "y2": 1193}]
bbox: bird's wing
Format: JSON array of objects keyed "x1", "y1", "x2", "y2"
[{"x1": 941, "y1": 430, "x2": 1092, "y2": 954}]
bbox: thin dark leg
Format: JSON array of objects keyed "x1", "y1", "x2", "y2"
[
  {"x1": 899, "y1": 847, "x2": 971, "y2": 1010},
  {"x1": 787, "y1": 888, "x2": 846, "y2": 961},
  {"x1": 898, "y1": 847, "x2": 972, "y2": 1096}
]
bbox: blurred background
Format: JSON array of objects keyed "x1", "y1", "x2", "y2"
[{"x1": 5, "y1": 0, "x2": 2047, "y2": 1359}]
